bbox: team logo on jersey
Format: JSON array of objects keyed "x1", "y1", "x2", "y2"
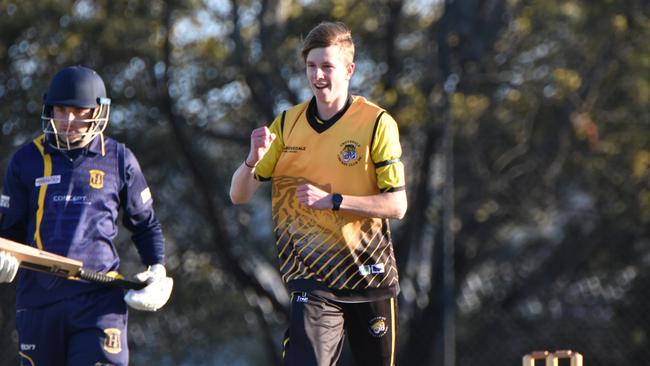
[
  {"x1": 35, "y1": 175, "x2": 61, "y2": 187},
  {"x1": 52, "y1": 195, "x2": 89, "y2": 204},
  {"x1": 368, "y1": 316, "x2": 388, "y2": 337},
  {"x1": 103, "y1": 328, "x2": 122, "y2": 354},
  {"x1": 0, "y1": 195, "x2": 9, "y2": 208},
  {"x1": 283, "y1": 145, "x2": 306, "y2": 153},
  {"x1": 358, "y1": 263, "x2": 385, "y2": 276},
  {"x1": 89, "y1": 169, "x2": 105, "y2": 189},
  {"x1": 338, "y1": 140, "x2": 361, "y2": 166}
]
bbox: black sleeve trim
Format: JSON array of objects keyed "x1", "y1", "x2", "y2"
[
  {"x1": 254, "y1": 174, "x2": 272, "y2": 182},
  {"x1": 381, "y1": 186, "x2": 406, "y2": 193},
  {"x1": 375, "y1": 158, "x2": 400, "y2": 168},
  {"x1": 280, "y1": 110, "x2": 286, "y2": 135},
  {"x1": 369, "y1": 111, "x2": 385, "y2": 156}
]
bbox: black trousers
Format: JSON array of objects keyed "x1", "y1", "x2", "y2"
[{"x1": 283, "y1": 291, "x2": 398, "y2": 366}]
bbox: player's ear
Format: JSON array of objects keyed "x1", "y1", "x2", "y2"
[{"x1": 346, "y1": 62, "x2": 355, "y2": 80}]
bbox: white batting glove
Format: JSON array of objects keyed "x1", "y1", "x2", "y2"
[
  {"x1": 0, "y1": 251, "x2": 19, "y2": 283},
  {"x1": 124, "y1": 264, "x2": 173, "y2": 312}
]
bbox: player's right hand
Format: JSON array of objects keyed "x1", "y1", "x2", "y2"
[
  {"x1": 247, "y1": 126, "x2": 276, "y2": 166},
  {"x1": 0, "y1": 251, "x2": 19, "y2": 283}
]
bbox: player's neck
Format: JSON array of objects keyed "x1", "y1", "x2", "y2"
[{"x1": 315, "y1": 94, "x2": 349, "y2": 121}]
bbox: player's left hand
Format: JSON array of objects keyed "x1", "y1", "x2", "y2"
[
  {"x1": 124, "y1": 264, "x2": 173, "y2": 312},
  {"x1": 296, "y1": 184, "x2": 331, "y2": 210}
]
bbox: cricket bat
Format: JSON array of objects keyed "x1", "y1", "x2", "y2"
[{"x1": 0, "y1": 237, "x2": 147, "y2": 290}]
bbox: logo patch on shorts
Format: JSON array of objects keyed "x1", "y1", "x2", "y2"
[
  {"x1": 368, "y1": 317, "x2": 388, "y2": 338},
  {"x1": 359, "y1": 263, "x2": 385, "y2": 276},
  {"x1": 20, "y1": 343, "x2": 36, "y2": 351},
  {"x1": 103, "y1": 328, "x2": 122, "y2": 354},
  {"x1": 295, "y1": 292, "x2": 309, "y2": 303},
  {"x1": 0, "y1": 195, "x2": 9, "y2": 208}
]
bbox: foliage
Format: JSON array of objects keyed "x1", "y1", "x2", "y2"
[{"x1": 0, "y1": 0, "x2": 648, "y2": 365}]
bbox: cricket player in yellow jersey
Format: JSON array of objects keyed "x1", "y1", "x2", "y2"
[{"x1": 230, "y1": 21, "x2": 407, "y2": 366}]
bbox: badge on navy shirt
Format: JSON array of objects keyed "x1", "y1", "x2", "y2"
[
  {"x1": 89, "y1": 169, "x2": 105, "y2": 189},
  {"x1": 35, "y1": 175, "x2": 61, "y2": 187}
]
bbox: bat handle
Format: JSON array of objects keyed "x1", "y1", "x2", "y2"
[{"x1": 78, "y1": 269, "x2": 148, "y2": 290}]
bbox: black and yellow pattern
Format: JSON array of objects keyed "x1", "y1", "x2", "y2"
[{"x1": 256, "y1": 96, "x2": 405, "y2": 293}]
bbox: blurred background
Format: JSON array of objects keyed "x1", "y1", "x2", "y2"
[{"x1": 0, "y1": 0, "x2": 649, "y2": 365}]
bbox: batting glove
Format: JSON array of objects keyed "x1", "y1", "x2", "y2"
[
  {"x1": 0, "y1": 251, "x2": 19, "y2": 283},
  {"x1": 124, "y1": 264, "x2": 173, "y2": 312}
]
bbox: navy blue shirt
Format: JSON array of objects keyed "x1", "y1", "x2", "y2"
[{"x1": 0, "y1": 135, "x2": 164, "y2": 308}]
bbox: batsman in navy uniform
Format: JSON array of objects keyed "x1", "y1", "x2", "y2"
[
  {"x1": 0, "y1": 66, "x2": 173, "y2": 365},
  {"x1": 230, "y1": 22, "x2": 407, "y2": 366}
]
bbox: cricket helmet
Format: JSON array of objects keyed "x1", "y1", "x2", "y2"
[{"x1": 41, "y1": 66, "x2": 111, "y2": 150}]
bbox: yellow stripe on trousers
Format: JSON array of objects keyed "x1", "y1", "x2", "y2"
[{"x1": 19, "y1": 351, "x2": 36, "y2": 366}]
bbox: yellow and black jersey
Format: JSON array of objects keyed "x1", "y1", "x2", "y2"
[{"x1": 255, "y1": 95, "x2": 405, "y2": 300}]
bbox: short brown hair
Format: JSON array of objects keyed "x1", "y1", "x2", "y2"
[{"x1": 301, "y1": 21, "x2": 355, "y2": 65}]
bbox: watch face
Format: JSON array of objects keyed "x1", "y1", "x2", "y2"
[{"x1": 332, "y1": 193, "x2": 342, "y2": 210}]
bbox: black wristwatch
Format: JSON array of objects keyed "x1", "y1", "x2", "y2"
[{"x1": 331, "y1": 193, "x2": 343, "y2": 211}]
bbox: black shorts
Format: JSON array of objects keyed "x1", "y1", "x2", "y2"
[{"x1": 283, "y1": 291, "x2": 398, "y2": 366}]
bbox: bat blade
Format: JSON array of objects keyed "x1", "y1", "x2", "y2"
[
  {"x1": 0, "y1": 237, "x2": 146, "y2": 290},
  {"x1": 0, "y1": 237, "x2": 81, "y2": 277}
]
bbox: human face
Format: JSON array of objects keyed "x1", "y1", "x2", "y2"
[
  {"x1": 306, "y1": 45, "x2": 355, "y2": 110},
  {"x1": 51, "y1": 106, "x2": 95, "y2": 148}
]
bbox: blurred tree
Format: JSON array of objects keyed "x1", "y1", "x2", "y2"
[{"x1": 0, "y1": 0, "x2": 649, "y2": 365}]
